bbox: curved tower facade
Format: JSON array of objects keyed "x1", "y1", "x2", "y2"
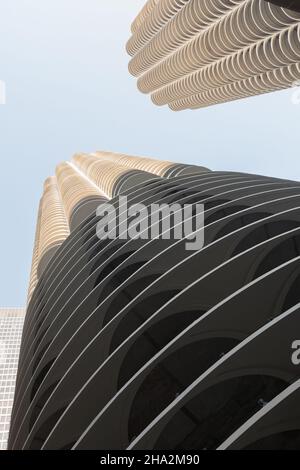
[
  {"x1": 7, "y1": 151, "x2": 300, "y2": 450},
  {"x1": 127, "y1": 0, "x2": 300, "y2": 110}
]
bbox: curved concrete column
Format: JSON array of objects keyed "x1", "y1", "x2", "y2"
[
  {"x1": 130, "y1": 0, "x2": 160, "y2": 35},
  {"x1": 30, "y1": 177, "x2": 70, "y2": 282},
  {"x1": 55, "y1": 162, "x2": 107, "y2": 228},
  {"x1": 27, "y1": 202, "x2": 42, "y2": 303},
  {"x1": 72, "y1": 153, "x2": 157, "y2": 198},
  {"x1": 128, "y1": 0, "x2": 189, "y2": 53},
  {"x1": 91, "y1": 151, "x2": 210, "y2": 180}
]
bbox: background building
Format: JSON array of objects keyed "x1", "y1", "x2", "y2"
[
  {"x1": 127, "y1": 0, "x2": 300, "y2": 110},
  {"x1": 0, "y1": 309, "x2": 25, "y2": 450},
  {"x1": 7, "y1": 151, "x2": 300, "y2": 450}
]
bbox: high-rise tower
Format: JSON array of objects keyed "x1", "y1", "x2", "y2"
[
  {"x1": 8, "y1": 151, "x2": 300, "y2": 450},
  {"x1": 127, "y1": 0, "x2": 300, "y2": 110},
  {"x1": 0, "y1": 308, "x2": 25, "y2": 450}
]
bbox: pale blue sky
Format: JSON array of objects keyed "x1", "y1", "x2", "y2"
[{"x1": 0, "y1": 0, "x2": 299, "y2": 306}]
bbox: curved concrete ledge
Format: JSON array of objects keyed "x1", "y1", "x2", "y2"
[
  {"x1": 265, "y1": 1, "x2": 300, "y2": 13},
  {"x1": 219, "y1": 375, "x2": 300, "y2": 450},
  {"x1": 127, "y1": 304, "x2": 300, "y2": 450},
  {"x1": 37, "y1": 244, "x2": 63, "y2": 279},
  {"x1": 37, "y1": 245, "x2": 300, "y2": 450},
  {"x1": 69, "y1": 196, "x2": 108, "y2": 232}
]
